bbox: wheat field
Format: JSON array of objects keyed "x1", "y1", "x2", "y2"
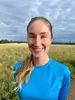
[{"x1": 0, "y1": 43, "x2": 75, "y2": 100}]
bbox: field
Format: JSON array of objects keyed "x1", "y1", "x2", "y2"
[{"x1": 0, "y1": 43, "x2": 75, "y2": 100}]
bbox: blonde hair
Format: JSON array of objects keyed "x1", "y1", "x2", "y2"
[
  {"x1": 14, "y1": 16, "x2": 53, "y2": 90},
  {"x1": 15, "y1": 54, "x2": 34, "y2": 89}
]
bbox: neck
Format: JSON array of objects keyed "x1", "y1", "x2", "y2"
[{"x1": 33, "y1": 55, "x2": 49, "y2": 66}]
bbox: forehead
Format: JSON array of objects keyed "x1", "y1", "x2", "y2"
[{"x1": 28, "y1": 20, "x2": 49, "y2": 32}]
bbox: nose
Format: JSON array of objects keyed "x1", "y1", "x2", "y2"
[{"x1": 34, "y1": 36, "x2": 41, "y2": 46}]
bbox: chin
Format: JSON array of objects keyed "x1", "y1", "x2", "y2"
[
  {"x1": 32, "y1": 52, "x2": 46, "y2": 58},
  {"x1": 30, "y1": 48, "x2": 48, "y2": 58},
  {"x1": 33, "y1": 54, "x2": 43, "y2": 58}
]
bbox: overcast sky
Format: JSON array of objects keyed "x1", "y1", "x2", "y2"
[{"x1": 0, "y1": 0, "x2": 75, "y2": 42}]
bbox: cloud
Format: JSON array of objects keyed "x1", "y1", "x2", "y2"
[{"x1": 0, "y1": 0, "x2": 75, "y2": 42}]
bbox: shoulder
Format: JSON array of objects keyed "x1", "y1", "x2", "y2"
[
  {"x1": 50, "y1": 58, "x2": 71, "y2": 77},
  {"x1": 13, "y1": 60, "x2": 24, "y2": 71}
]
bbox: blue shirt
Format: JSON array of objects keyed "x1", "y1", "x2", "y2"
[{"x1": 13, "y1": 58, "x2": 71, "y2": 100}]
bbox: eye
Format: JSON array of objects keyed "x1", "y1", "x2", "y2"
[
  {"x1": 41, "y1": 35, "x2": 47, "y2": 38},
  {"x1": 28, "y1": 35, "x2": 35, "y2": 38}
]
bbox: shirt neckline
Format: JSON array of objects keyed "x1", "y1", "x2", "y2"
[{"x1": 34, "y1": 57, "x2": 52, "y2": 68}]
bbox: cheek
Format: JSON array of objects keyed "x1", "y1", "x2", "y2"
[
  {"x1": 43, "y1": 39, "x2": 50, "y2": 46},
  {"x1": 28, "y1": 39, "x2": 34, "y2": 48}
]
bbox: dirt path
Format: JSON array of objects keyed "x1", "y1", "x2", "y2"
[{"x1": 67, "y1": 79, "x2": 75, "y2": 100}]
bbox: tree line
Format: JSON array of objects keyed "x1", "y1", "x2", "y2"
[
  {"x1": 0, "y1": 39, "x2": 10, "y2": 43},
  {"x1": 0, "y1": 39, "x2": 75, "y2": 44},
  {"x1": 0, "y1": 39, "x2": 27, "y2": 43}
]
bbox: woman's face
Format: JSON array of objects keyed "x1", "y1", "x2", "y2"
[{"x1": 27, "y1": 20, "x2": 52, "y2": 58}]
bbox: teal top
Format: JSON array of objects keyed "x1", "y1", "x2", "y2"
[{"x1": 13, "y1": 58, "x2": 71, "y2": 100}]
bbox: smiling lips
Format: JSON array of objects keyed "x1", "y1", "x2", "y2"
[{"x1": 33, "y1": 48, "x2": 43, "y2": 52}]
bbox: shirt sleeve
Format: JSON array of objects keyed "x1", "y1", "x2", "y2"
[
  {"x1": 13, "y1": 60, "x2": 23, "y2": 80},
  {"x1": 13, "y1": 62, "x2": 18, "y2": 80},
  {"x1": 58, "y1": 66, "x2": 71, "y2": 100}
]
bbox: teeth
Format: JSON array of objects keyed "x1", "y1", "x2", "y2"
[{"x1": 34, "y1": 48, "x2": 42, "y2": 52}]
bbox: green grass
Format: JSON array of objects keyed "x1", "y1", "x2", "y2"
[{"x1": 0, "y1": 43, "x2": 75, "y2": 100}]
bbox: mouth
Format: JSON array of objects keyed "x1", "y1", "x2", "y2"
[{"x1": 33, "y1": 48, "x2": 43, "y2": 52}]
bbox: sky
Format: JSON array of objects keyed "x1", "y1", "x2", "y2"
[{"x1": 0, "y1": 0, "x2": 75, "y2": 43}]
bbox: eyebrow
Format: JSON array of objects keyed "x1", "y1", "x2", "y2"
[
  {"x1": 28, "y1": 32, "x2": 34, "y2": 35},
  {"x1": 40, "y1": 32, "x2": 47, "y2": 35},
  {"x1": 28, "y1": 32, "x2": 47, "y2": 35}
]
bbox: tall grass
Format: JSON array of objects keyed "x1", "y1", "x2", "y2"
[{"x1": 0, "y1": 43, "x2": 75, "y2": 100}]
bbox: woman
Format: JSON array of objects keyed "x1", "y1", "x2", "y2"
[{"x1": 13, "y1": 17, "x2": 71, "y2": 100}]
